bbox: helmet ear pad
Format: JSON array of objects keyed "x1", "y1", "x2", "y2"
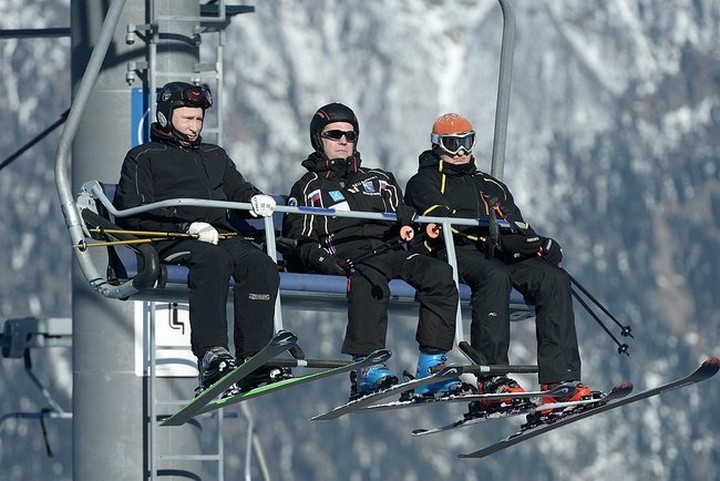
[
  {"x1": 157, "y1": 108, "x2": 170, "y2": 129},
  {"x1": 309, "y1": 103, "x2": 359, "y2": 153}
]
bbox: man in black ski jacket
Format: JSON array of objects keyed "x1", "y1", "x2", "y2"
[
  {"x1": 283, "y1": 103, "x2": 469, "y2": 400},
  {"x1": 115, "y1": 81, "x2": 287, "y2": 396},
  {"x1": 405, "y1": 113, "x2": 596, "y2": 409}
]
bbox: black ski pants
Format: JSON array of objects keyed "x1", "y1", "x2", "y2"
[
  {"x1": 341, "y1": 249, "x2": 458, "y2": 356},
  {"x1": 455, "y1": 244, "x2": 581, "y2": 384},
  {"x1": 156, "y1": 237, "x2": 279, "y2": 360}
]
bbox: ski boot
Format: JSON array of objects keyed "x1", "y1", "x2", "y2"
[
  {"x1": 349, "y1": 360, "x2": 398, "y2": 401},
  {"x1": 468, "y1": 375, "x2": 528, "y2": 414},
  {"x1": 235, "y1": 364, "x2": 293, "y2": 393},
  {"x1": 540, "y1": 381, "x2": 593, "y2": 405},
  {"x1": 412, "y1": 351, "x2": 467, "y2": 398},
  {"x1": 538, "y1": 381, "x2": 604, "y2": 412},
  {"x1": 196, "y1": 346, "x2": 238, "y2": 397},
  {"x1": 519, "y1": 381, "x2": 599, "y2": 427}
]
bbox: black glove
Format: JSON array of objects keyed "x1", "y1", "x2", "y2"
[
  {"x1": 499, "y1": 233, "x2": 542, "y2": 258},
  {"x1": 316, "y1": 254, "x2": 348, "y2": 276},
  {"x1": 540, "y1": 237, "x2": 563, "y2": 266},
  {"x1": 395, "y1": 203, "x2": 416, "y2": 227}
]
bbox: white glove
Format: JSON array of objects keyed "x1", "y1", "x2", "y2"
[
  {"x1": 250, "y1": 194, "x2": 276, "y2": 218},
  {"x1": 187, "y1": 221, "x2": 219, "y2": 245}
]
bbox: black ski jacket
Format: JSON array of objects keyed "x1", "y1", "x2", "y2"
[
  {"x1": 114, "y1": 123, "x2": 262, "y2": 233},
  {"x1": 404, "y1": 149, "x2": 534, "y2": 248},
  {"x1": 283, "y1": 151, "x2": 408, "y2": 270}
]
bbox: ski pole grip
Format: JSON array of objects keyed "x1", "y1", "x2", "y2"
[
  {"x1": 400, "y1": 225, "x2": 415, "y2": 241},
  {"x1": 425, "y1": 223, "x2": 441, "y2": 239}
]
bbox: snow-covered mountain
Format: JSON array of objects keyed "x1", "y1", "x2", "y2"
[{"x1": 1, "y1": 1, "x2": 719, "y2": 480}]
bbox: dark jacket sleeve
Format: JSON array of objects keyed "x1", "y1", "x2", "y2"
[
  {"x1": 379, "y1": 171, "x2": 417, "y2": 227},
  {"x1": 404, "y1": 174, "x2": 456, "y2": 217},
  {"x1": 482, "y1": 176, "x2": 536, "y2": 236},
  {"x1": 114, "y1": 150, "x2": 187, "y2": 233},
  {"x1": 282, "y1": 178, "x2": 331, "y2": 272}
]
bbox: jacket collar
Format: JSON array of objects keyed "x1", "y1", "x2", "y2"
[
  {"x1": 150, "y1": 122, "x2": 202, "y2": 149},
  {"x1": 301, "y1": 151, "x2": 362, "y2": 180},
  {"x1": 418, "y1": 149, "x2": 476, "y2": 176}
]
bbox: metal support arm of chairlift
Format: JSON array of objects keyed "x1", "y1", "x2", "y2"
[{"x1": 54, "y1": 0, "x2": 128, "y2": 297}]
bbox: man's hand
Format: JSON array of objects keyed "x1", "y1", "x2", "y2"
[
  {"x1": 499, "y1": 233, "x2": 542, "y2": 258},
  {"x1": 316, "y1": 255, "x2": 348, "y2": 276},
  {"x1": 395, "y1": 204, "x2": 416, "y2": 227},
  {"x1": 187, "y1": 222, "x2": 219, "y2": 245},
  {"x1": 540, "y1": 237, "x2": 563, "y2": 266},
  {"x1": 250, "y1": 194, "x2": 277, "y2": 218}
]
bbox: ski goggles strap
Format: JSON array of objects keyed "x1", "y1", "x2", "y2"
[{"x1": 431, "y1": 131, "x2": 476, "y2": 155}]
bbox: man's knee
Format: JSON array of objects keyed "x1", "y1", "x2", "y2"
[
  {"x1": 465, "y1": 263, "x2": 511, "y2": 291},
  {"x1": 242, "y1": 250, "x2": 280, "y2": 281},
  {"x1": 188, "y1": 245, "x2": 234, "y2": 284},
  {"x1": 405, "y1": 255, "x2": 455, "y2": 290},
  {"x1": 195, "y1": 245, "x2": 233, "y2": 270},
  {"x1": 538, "y1": 264, "x2": 571, "y2": 294}
]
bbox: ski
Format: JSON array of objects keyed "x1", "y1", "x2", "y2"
[
  {"x1": 197, "y1": 349, "x2": 391, "y2": 414},
  {"x1": 458, "y1": 357, "x2": 720, "y2": 459},
  {"x1": 310, "y1": 365, "x2": 464, "y2": 421},
  {"x1": 410, "y1": 383, "x2": 589, "y2": 437},
  {"x1": 362, "y1": 383, "x2": 577, "y2": 414},
  {"x1": 161, "y1": 330, "x2": 298, "y2": 427}
]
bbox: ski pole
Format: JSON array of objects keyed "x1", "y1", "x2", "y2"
[
  {"x1": 571, "y1": 288, "x2": 630, "y2": 356},
  {"x1": 342, "y1": 223, "x2": 440, "y2": 273},
  {"x1": 501, "y1": 208, "x2": 633, "y2": 353},
  {"x1": 342, "y1": 236, "x2": 405, "y2": 273},
  {"x1": 567, "y1": 273, "x2": 633, "y2": 339},
  {"x1": 548, "y1": 265, "x2": 633, "y2": 354},
  {"x1": 88, "y1": 227, "x2": 243, "y2": 240},
  {"x1": 74, "y1": 234, "x2": 251, "y2": 250},
  {"x1": 73, "y1": 237, "x2": 166, "y2": 249}
]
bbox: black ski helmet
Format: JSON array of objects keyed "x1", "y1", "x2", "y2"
[
  {"x1": 309, "y1": 102, "x2": 359, "y2": 153},
  {"x1": 156, "y1": 81, "x2": 213, "y2": 130}
]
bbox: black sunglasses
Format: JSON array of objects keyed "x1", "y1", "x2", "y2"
[{"x1": 320, "y1": 130, "x2": 357, "y2": 142}]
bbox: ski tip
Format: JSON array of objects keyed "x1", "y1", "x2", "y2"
[
  {"x1": 703, "y1": 357, "x2": 720, "y2": 368},
  {"x1": 411, "y1": 428, "x2": 427, "y2": 436},
  {"x1": 160, "y1": 416, "x2": 184, "y2": 427},
  {"x1": 609, "y1": 381, "x2": 634, "y2": 397},
  {"x1": 274, "y1": 330, "x2": 299, "y2": 346},
  {"x1": 309, "y1": 413, "x2": 336, "y2": 422}
]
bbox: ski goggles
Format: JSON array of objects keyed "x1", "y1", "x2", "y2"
[
  {"x1": 431, "y1": 131, "x2": 476, "y2": 155},
  {"x1": 320, "y1": 129, "x2": 358, "y2": 143},
  {"x1": 159, "y1": 84, "x2": 214, "y2": 109},
  {"x1": 181, "y1": 86, "x2": 213, "y2": 108}
]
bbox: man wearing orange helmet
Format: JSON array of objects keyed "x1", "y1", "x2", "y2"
[{"x1": 405, "y1": 113, "x2": 594, "y2": 409}]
